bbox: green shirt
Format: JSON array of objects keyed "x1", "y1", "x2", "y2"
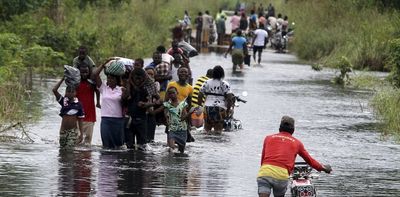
[
  {"x1": 164, "y1": 100, "x2": 188, "y2": 131},
  {"x1": 216, "y1": 12, "x2": 227, "y2": 21}
]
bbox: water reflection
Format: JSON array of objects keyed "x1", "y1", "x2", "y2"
[
  {"x1": 97, "y1": 151, "x2": 119, "y2": 196},
  {"x1": 58, "y1": 149, "x2": 94, "y2": 196},
  {"x1": 117, "y1": 150, "x2": 152, "y2": 196},
  {"x1": 159, "y1": 153, "x2": 201, "y2": 196}
]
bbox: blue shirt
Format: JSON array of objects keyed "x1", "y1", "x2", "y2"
[
  {"x1": 58, "y1": 97, "x2": 85, "y2": 118},
  {"x1": 146, "y1": 62, "x2": 158, "y2": 69},
  {"x1": 232, "y1": 36, "x2": 247, "y2": 49}
]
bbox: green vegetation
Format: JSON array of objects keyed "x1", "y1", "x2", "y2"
[
  {"x1": 371, "y1": 88, "x2": 400, "y2": 141},
  {"x1": 0, "y1": 0, "x2": 235, "y2": 130},
  {"x1": 371, "y1": 37, "x2": 400, "y2": 141},
  {"x1": 332, "y1": 56, "x2": 352, "y2": 86},
  {"x1": 350, "y1": 74, "x2": 386, "y2": 90},
  {"x1": 281, "y1": 0, "x2": 399, "y2": 72},
  {"x1": 274, "y1": 0, "x2": 400, "y2": 140}
]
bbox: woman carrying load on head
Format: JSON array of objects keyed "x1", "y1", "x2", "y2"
[{"x1": 94, "y1": 58, "x2": 126, "y2": 149}]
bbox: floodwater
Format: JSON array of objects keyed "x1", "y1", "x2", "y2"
[{"x1": 0, "y1": 50, "x2": 399, "y2": 197}]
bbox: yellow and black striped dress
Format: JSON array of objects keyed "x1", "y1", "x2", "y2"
[{"x1": 191, "y1": 76, "x2": 209, "y2": 107}]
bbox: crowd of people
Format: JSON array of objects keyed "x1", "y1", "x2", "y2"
[
  {"x1": 52, "y1": 4, "x2": 332, "y2": 196},
  {"x1": 180, "y1": 4, "x2": 289, "y2": 72},
  {"x1": 53, "y1": 43, "x2": 234, "y2": 154},
  {"x1": 181, "y1": 3, "x2": 289, "y2": 47}
]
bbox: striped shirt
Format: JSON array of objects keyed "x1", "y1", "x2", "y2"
[{"x1": 191, "y1": 76, "x2": 209, "y2": 107}]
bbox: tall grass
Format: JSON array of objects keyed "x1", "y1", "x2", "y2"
[
  {"x1": 371, "y1": 87, "x2": 400, "y2": 141},
  {"x1": 60, "y1": 0, "x2": 234, "y2": 63},
  {"x1": 0, "y1": 83, "x2": 28, "y2": 122},
  {"x1": 283, "y1": 1, "x2": 397, "y2": 71}
]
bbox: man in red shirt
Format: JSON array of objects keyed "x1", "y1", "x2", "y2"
[
  {"x1": 76, "y1": 63, "x2": 100, "y2": 145},
  {"x1": 257, "y1": 116, "x2": 332, "y2": 197}
]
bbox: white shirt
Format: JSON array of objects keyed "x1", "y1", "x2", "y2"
[
  {"x1": 268, "y1": 16, "x2": 277, "y2": 29},
  {"x1": 171, "y1": 64, "x2": 179, "y2": 82},
  {"x1": 162, "y1": 53, "x2": 174, "y2": 65},
  {"x1": 253, "y1": 29, "x2": 269, "y2": 46},
  {"x1": 200, "y1": 79, "x2": 232, "y2": 109}
]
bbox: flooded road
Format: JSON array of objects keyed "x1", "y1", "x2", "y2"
[{"x1": 0, "y1": 50, "x2": 399, "y2": 196}]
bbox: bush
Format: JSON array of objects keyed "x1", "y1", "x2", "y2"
[{"x1": 332, "y1": 56, "x2": 352, "y2": 85}]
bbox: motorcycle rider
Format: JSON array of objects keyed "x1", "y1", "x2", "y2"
[{"x1": 257, "y1": 116, "x2": 332, "y2": 197}]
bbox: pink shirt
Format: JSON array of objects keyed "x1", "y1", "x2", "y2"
[
  {"x1": 99, "y1": 83, "x2": 123, "y2": 118},
  {"x1": 230, "y1": 15, "x2": 240, "y2": 31},
  {"x1": 259, "y1": 16, "x2": 267, "y2": 27}
]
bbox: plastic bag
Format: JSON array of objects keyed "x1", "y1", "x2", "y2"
[
  {"x1": 64, "y1": 65, "x2": 80, "y2": 88},
  {"x1": 178, "y1": 40, "x2": 198, "y2": 57},
  {"x1": 114, "y1": 57, "x2": 134, "y2": 72},
  {"x1": 105, "y1": 60, "x2": 126, "y2": 76}
]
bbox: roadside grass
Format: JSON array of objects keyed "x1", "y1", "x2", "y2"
[{"x1": 371, "y1": 87, "x2": 400, "y2": 142}]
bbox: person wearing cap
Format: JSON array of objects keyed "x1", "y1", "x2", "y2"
[{"x1": 257, "y1": 116, "x2": 332, "y2": 197}]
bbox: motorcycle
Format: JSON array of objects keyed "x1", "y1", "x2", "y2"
[
  {"x1": 269, "y1": 23, "x2": 288, "y2": 53},
  {"x1": 290, "y1": 162, "x2": 319, "y2": 197},
  {"x1": 224, "y1": 95, "x2": 247, "y2": 131}
]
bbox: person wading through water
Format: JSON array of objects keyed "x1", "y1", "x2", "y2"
[
  {"x1": 198, "y1": 65, "x2": 233, "y2": 134},
  {"x1": 257, "y1": 116, "x2": 332, "y2": 197},
  {"x1": 165, "y1": 66, "x2": 195, "y2": 142},
  {"x1": 224, "y1": 29, "x2": 248, "y2": 72}
]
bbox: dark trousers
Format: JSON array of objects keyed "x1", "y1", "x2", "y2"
[
  {"x1": 101, "y1": 117, "x2": 124, "y2": 149},
  {"x1": 146, "y1": 114, "x2": 156, "y2": 142},
  {"x1": 126, "y1": 117, "x2": 147, "y2": 148},
  {"x1": 217, "y1": 33, "x2": 225, "y2": 45},
  {"x1": 196, "y1": 29, "x2": 202, "y2": 46}
]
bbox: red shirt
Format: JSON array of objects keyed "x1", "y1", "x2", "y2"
[
  {"x1": 76, "y1": 80, "x2": 96, "y2": 122},
  {"x1": 260, "y1": 131, "x2": 324, "y2": 174}
]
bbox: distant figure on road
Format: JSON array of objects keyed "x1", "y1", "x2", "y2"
[
  {"x1": 216, "y1": 15, "x2": 226, "y2": 45},
  {"x1": 194, "y1": 12, "x2": 203, "y2": 46},
  {"x1": 239, "y1": 12, "x2": 248, "y2": 32},
  {"x1": 230, "y1": 11, "x2": 240, "y2": 34},
  {"x1": 251, "y1": 24, "x2": 268, "y2": 64},
  {"x1": 267, "y1": 3, "x2": 275, "y2": 17},
  {"x1": 224, "y1": 29, "x2": 248, "y2": 72},
  {"x1": 201, "y1": 10, "x2": 213, "y2": 47}
]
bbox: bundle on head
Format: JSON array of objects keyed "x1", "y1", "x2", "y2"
[{"x1": 64, "y1": 65, "x2": 81, "y2": 88}]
